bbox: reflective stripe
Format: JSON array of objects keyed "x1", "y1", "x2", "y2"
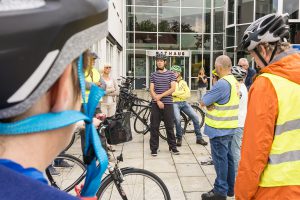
[
  {"x1": 214, "y1": 104, "x2": 239, "y2": 111},
  {"x1": 269, "y1": 150, "x2": 300, "y2": 164},
  {"x1": 206, "y1": 113, "x2": 238, "y2": 121},
  {"x1": 275, "y1": 118, "x2": 300, "y2": 136}
]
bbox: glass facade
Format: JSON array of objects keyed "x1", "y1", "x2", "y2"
[
  {"x1": 125, "y1": 0, "x2": 225, "y2": 90},
  {"x1": 225, "y1": 0, "x2": 300, "y2": 66}
]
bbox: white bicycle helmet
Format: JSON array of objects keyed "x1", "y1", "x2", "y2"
[
  {"x1": 232, "y1": 66, "x2": 247, "y2": 81},
  {"x1": 240, "y1": 13, "x2": 290, "y2": 51}
]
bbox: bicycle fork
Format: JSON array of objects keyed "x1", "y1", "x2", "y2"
[{"x1": 108, "y1": 166, "x2": 128, "y2": 200}]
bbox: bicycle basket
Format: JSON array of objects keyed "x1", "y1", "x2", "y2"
[{"x1": 104, "y1": 112, "x2": 132, "y2": 145}]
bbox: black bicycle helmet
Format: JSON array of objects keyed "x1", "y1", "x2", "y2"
[
  {"x1": 240, "y1": 13, "x2": 290, "y2": 51},
  {"x1": 232, "y1": 66, "x2": 247, "y2": 81},
  {"x1": 155, "y1": 52, "x2": 167, "y2": 60},
  {"x1": 0, "y1": 0, "x2": 108, "y2": 119}
]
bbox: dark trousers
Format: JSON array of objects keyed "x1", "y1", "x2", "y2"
[{"x1": 150, "y1": 103, "x2": 177, "y2": 151}]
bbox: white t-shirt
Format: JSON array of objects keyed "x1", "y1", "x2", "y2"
[{"x1": 238, "y1": 83, "x2": 248, "y2": 127}]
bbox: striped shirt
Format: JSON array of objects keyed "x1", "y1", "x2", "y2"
[{"x1": 150, "y1": 70, "x2": 176, "y2": 104}]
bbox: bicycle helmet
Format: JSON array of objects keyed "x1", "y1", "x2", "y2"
[
  {"x1": 231, "y1": 66, "x2": 247, "y2": 81},
  {"x1": 240, "y1": 13, "x2": 290, "y2": 51},
  {"x1": 155, "y1": 52, "x2": 167, "y2": 61},
  {"x1": 212, "y1": 69, "x2": 218, "y2": 77},
  {"x1": 0, "y1": 0, "x2": 108, "y2": 119},
  {"x1": 170, "y1": 65, "x2": 182, "y2": 73}
]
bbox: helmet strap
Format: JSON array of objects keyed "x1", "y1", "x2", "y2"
[
  {"x1": 269, "y1": 44, "x2": 278, "y2": 63},
  {"x1": 254, "y1": 48, "x2": 268, "y2": 67}
]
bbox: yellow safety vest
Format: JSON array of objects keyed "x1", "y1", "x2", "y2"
[
  {"x1": 205, "y1": 75, "x2": 239, "y2": 129},
  {"x1": 84, "y1": 67, "x2": 100, "y2": 102},
  {"x1": 259, "y1": 73, "x2": 300, "y2": 187}
]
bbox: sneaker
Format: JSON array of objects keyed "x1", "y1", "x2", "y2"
[
  {"x1": 170, "y1": 148, "x2": 180, "y2": 155},
  {"x1": 201, "y1": 190, "x2": 226, "y2": 200},
  {"x1": 176, "y1": 138, "x2": 182, "y2": 147},
  {"x1": 54, "y1": 160, "x2": 73, "y2": 168},
  {"x1": 48, "y1": 166, "x2": 60, "y2": 176},
  {"x1": 151, "y1": 150, "x2": 157, "y2": 157},
  {"x1": 196, "y1": 138, "x2": 208, "y2": 146}
]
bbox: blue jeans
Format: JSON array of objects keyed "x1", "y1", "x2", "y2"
[
  {"x1": 210, "y1": 135, "x2": 235, "y2": 196},
  {"x1": 173, "y1": 102, "x2": 202, "y2": 139},
  {"x1": 231, "y1": 127, "x2": 243, "y2": 176}
]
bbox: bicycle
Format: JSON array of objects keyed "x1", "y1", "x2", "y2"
[
  {"x1": 46, "y1": 153, "x2": 171, "y2": 199},
  {"x1": 134, "y1": 103, "x2": 205, "y2": 139},
  {"x1": 46, "y1": 128, "x2": 171, "y2": 200}
]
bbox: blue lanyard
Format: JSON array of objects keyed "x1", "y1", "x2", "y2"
[{"x1": 0, "y1": 159, "x2": 48, "y2": 184}]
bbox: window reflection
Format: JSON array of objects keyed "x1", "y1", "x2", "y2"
[
  {"x1": 126, "y1": 50, "x2": 134, "y2": 77},
  {"x1": 135, "y1": 0, "x2": 156, "y2": 6},
  {"x1": 203, "y1": 34, "x2": 211, "y2": 50},
  {"x1": 158, "y1": 0, "x2": 180, "y2": 6},
  {"x1": 204, "y1": 9, "x2": 211, "y2": 33},
  {"x1": 158, "y1": 33, "x2": 180, "y2": 50},
  {"x1": 236, "y1": 25, "x2": 249, "y2": 46},
  {"x1": 214, "y1": 34, "x2": 224, "y2": 50},
  {"x1": 135, "y1": 7, "x2": 157, "y2": 32},
  {"x1": 256, "y1": 0, "x2": 278, "y2": 19},
  {"x1": 181, "y1": 8, "x2": 203, "y2": 33},
  {"x1": 182, "y1": 0, "x2": 203, "y2": 7},
  {"x1": 135, "y1": 51, "x2": 146, "y2": 76},
  {"x1": 214, "y1": 0, "x2": 224, "y2": 7},
  {"x1": 158, "y1": 7, "x2": 180, "y2": 32},
  {"x1": 226, "y1": 27, "x2": 235, "y2": 47},
  {"x1": 127, "y1": 6, "x2": 134, "y2": 31},
  {"x1": 126, "y1": 32, "x2": 134, "y2": 49},
  {"x1": 135, "y1": 33, "x2": 157, "y2": 49},
  {"x1": 237, "y1": 0, "x2": 254, "y2": 24},
  {"x1": 227, "y1": 0, "x2": 234, "y2": 25},
  {"x1": 181, "y1": 34, "x2": 203, "y2": 50},
  {"x1": 214, "y1": 8, "x2": 224, "y2": 33},
  {"x1": 283, "y1": 0, "x2": 299, "y2": 19}
]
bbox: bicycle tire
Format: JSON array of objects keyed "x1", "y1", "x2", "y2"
[
  {"x1": 97, "y1": 168, "x2": 171, "y2": 200},
  {"x1": 133, "y1": 106, "x2": 151, "y2": 134},
  {"x1": 185, "y1": 105, "x2": 205, "y2": 133},
  {"x1": 46, "y1": 154, "x2": 86, "y2": 192},
  {"x1": 62, "y1": 133, "x2": 76, "y2": 152}
]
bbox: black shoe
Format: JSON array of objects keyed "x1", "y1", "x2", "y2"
[
  {"x1": 54, "y1": 160, "x2": 73, "y2": 168},
  {"x1": 169, "y1": 148, "x2": 180, "y2": 155},
  {"x1": 197, "y1": 138, "x2": 208, "y2": 146},
  {"x1": 227, "y1": 192, "x2": 234, "y2": 197},
  {"x1": 48, "y1": 166, "x2": 60, "y2": 176},
  {"x1": 201, "y1": 190, "x2": 226, "y2": 200},
  {"x1": 151, "y1": 150, "x2": 157, "y2": 157},
  {"x1": 176, "y1": 138, "x2": 182, "y2": 147}
]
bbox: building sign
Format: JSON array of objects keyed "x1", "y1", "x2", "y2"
[{"x1": 146, "y1": 50, "x2": 190, "y2": 57}]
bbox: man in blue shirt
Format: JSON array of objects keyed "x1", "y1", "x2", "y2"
[
  {"x1": 200, "y1": 55, "x2": 238, "y2": 200},
  {"x1": 238, "y1": 58, "x2": 256, "y2": 90}
]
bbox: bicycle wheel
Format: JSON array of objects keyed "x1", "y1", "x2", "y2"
[
  {"x1": 185, "y1": 105, "x2": 205, "y2": 133},
  {"x1": 97, "y1": 168, "x2": 171, "y2": 200},
  {"x1": 133, "y1": 106, "x2": 151, "y2": 134},
  {"x1": 46, "y1": 154, "x2": 86, "y2": 192}
]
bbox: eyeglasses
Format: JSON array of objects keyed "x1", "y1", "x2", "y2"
[{"x1": 104, "y1": 66, "x2": 111, "y2": 69}]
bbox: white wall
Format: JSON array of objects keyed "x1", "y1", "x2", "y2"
[{"x1": 91, "y1": 0, "x2": 124, "y2": 80}]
